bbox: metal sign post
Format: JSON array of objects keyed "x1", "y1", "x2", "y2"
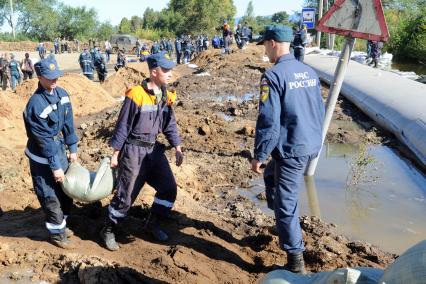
[
  {"x1": 305, "y1": 37, "x2": 355, "y2": 176},
  {"x1": 305, "y1": 0, "x2": 390, "y2": 176}
]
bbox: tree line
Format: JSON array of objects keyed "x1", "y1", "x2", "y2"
[
  {"x1": 0, "y1": 0, "x2": 292, "y2": 42},
  {"x1": 118, "y1": 0, "x2": 292, "y2": 40},
  {"x1": 0, "y1": 0, "x2": 114, "y2": 41}
]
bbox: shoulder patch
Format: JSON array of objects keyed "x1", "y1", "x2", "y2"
[
  {"x1": 125, "y1": 86, "x2": 144, "y2": 106},
  {"x1": 260, "y1": 77, "x2": 270, "y2": 103},
  {"x1": 166, "y1": 90, "x2": 177, "y2": 106}
]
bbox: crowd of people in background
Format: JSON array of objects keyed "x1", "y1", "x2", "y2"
[
  {"x1": 0, "y1": 52, "x2": 34, "y2": 92},
  {"x1": 0, "y1": 21, "x2": 384, "y2": 93}
]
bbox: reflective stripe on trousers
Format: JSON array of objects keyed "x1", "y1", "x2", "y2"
[{"x1": 108, "y1": 143, "x2": 177, "y2": 224}]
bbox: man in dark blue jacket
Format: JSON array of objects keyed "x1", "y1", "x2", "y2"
[
  {"x1": 175, "y1": 37, "x2": 182, "y2": 64},
  {"x1": 253, "y1": 25, "x2": 325, "y2": 274},
  {"x1": 23, "y1": 58, "x2": 79, "y2": 249},
  {"x1": 78, "y1": 48, "x2": 94, "y2": 80},
  {"x1": 100, "y1": 51, "x2": 183, "y2": 251}
]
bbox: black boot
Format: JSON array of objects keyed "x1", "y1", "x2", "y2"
[
  {"x1": 50, "y1": 232, "x2": 73, "y2": 249},
  {"x1": 284, "y1": 252, "x2": 307, "y2": 274},
  {"x1": 100, "y1": 220, "x2": 119, "y2": 251},
  {"x1": 144, "y1": 212, "x2": 169, "y2": 242},
  {"x1": 65, "y1": 227, "x2": 74, "y2": 238}
]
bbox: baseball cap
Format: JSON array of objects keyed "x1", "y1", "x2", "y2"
[
  {"x1": 257, "y1": 25, "x2": 294, "y2": 45},
  {"x1": 34, "y1": 58, "x2": 63, "y2": 80},
  {"x1": 146, "y1": 51, "x2": 176, "y2": 70}
]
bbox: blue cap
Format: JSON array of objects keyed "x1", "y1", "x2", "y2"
[
  {"x1": 146, "y1": 51, "x2": 176, "y2": 70},
  {"x1": 34, "y1": 58, "x2": 63, "y2": 80},
  {"x1": 257, "y1": 25, "x2": 294, "y2": 45}
]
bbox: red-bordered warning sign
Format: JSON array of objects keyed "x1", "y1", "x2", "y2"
[{"x1": 316, "y1": 0, "x2": 389, "y2": 42}]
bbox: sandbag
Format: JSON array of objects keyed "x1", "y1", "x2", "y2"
[
  {"x1": 379, "y1": 240, "x2": 426, "y2": 284},
  {"x1": 258, "y1": 239, "x2": 426, "y2": 284},
  {"x1": 258, "y1": 267, "x2": 383, "y2": 284},
  {"x1": 62, "y1": 157, "x2": 116, "y2": 203}
]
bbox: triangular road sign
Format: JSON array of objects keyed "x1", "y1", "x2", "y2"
[{"x1": 316, "y1": 0, "x2": 389, "y2": 42}]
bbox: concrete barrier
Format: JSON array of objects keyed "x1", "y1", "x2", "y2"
[{"x1": 304, "y1": 54, "x2": 426, "y2": 169}]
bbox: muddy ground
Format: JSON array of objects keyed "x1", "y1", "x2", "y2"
[{"x1": 0, "y1": 44, "x2": 398, "y2": 283}]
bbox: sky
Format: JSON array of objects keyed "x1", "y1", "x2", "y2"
[{"x1": 60, "y1": 0, "x2": 306, "y2": 26}]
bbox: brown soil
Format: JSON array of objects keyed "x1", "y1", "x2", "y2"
[
  {"x1": 0, "y1": 44, "x2": 397, "y2": 283},
  {"x1": 0, "y1": 40, "x2": 85, "y2": 53},
  {"x1": 103, "y1": 61, "x2": 187, "y2": 98},
  {"x1": 102, "y1": 63, "x2": 149, "y2": 98},
  {"x1": 0, "y1": 41, "x2": 53, "y2": 52}
]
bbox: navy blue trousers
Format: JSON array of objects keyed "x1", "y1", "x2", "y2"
[
  {"x1": 263, "y1": 155, "x2": 314, "y2": 253},
  {"x1": 29, "y1": 143, "x2": 71, "y2": 234},
  {"x1": 108, "y1": 143, "x2": 177, "y2": 224}
]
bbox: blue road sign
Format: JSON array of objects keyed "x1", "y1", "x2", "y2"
[{"x1": 302, "y1": 8, "x2": 316, "y2": 29}]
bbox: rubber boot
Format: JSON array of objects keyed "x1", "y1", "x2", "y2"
[
  {"x1": 284, "y1": 252, "x2": 307, "y2": 274},
  {"x1": 100, "y1": 220, "x2": 119, "y2": 251},
  {"x1": 50, "y1": 232, "x2": 73, "y2": 249},
  {"x1": 145, "y1": 212, "x2": 169, "y2": 242},
  {"x1": 65, "y1": 227, "x2": 74, "y2": 238}
]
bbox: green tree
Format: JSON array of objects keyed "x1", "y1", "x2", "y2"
[
  {"x1": 130, "y1": 15, "x2": 143, "y2": 33},
  {"x1": 0, "y1": 0, "x2": 59, "y2": 39},
  {"x1": 95, "y1": 21, "x2": 116, "y2": 41},
  {"x1": 271, "y1": 11, "x2": 290, "y2": 25},
  {"x1": 168, "y1": 0, "x2": 236, "y2": 35},
  {"x1": 240, "y1": 1, "x2": 256, "y2": 28},
  {"x1": 118, "y1": 17, "x2": 132, "y2": 34},
  {"x1": 142, "y1": 7, "x2": 159, "y2": 29},
  {"x1": 58, "y1": 5, "x2": 98, "y2": 40}
]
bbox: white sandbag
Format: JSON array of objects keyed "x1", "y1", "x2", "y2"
[
  {"x1": 258, "y1": 267, "x2": 383, "y2": 284},
  {"x1": 379, "y1": 240, "x2": 426, "y2": 284},
  {"x1": 62, "y1": 157, "x2": 115, "y2": 203}
]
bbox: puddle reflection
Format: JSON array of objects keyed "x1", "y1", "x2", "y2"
[{"x1": 240, "y1": 143, "x2": 426, "y2": 254}]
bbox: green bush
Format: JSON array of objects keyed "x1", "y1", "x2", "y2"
[
  {"x1": 385, "y1": 7, "x2": 426, "y2": 61},
  {"x1": 135, "y1": 29, "x2": 160, "y2": 41}
]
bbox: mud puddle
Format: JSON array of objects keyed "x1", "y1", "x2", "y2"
[{"x1": 240, "y1": 143, "x2": 426, "y2": 254}]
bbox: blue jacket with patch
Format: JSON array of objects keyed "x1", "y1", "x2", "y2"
[
  {"x1": 23, "y1": 84, "x2": 79, "y2": 170},
  {"x1": 79, "y1": 51, "x2": 94, "y2": 75},
  {"x1": 254, "y1": 54, "x2": 325, "y2": 162}
]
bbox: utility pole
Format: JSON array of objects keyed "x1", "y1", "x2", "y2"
[
  {"x1": 325, "y1": 0, "x2": 330, "y2": 49},
  {"x1": 9, "y1": 0, "x2": 15, "y2": 39},
  {"x1": 316, "y1": 0, "x2": 324, "y2": 48}
]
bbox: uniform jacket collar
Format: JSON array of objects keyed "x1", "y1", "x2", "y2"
[
  {"x1": 275, "y1": 53, "x2": 296, "y2": 65},
  {"x1": 36, "y1": 82, "x2": 61, "y2": 104},
  {"x1": 141, "y1": 78, "x2": 167, "y2": 97}
]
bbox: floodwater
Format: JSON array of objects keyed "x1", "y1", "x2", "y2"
[
  {"x1": 391, "y1": 61, "x2": 426, "y2": 75},
  {"x1": 241, "y1": 143, "x2": 426, "y2": 254}
]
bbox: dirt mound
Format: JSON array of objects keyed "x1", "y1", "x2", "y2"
[
  {"x1": 16, "y1": 74, "x2": 116, "y2": 117},
  {"x1": 0, "y1": 245, "x2": 152, "y2": 284},
  {"x1": 192, "y1": 45, "x2": 267, "y2": 72},
  {"x1": 0, "y1": 91, "x2": 27, "y2": 133},
  {"x1": 0, "y1": 41, "x2": 53, "y2": 52},
  {"x1": 103, "y1": 63, "x2": 149, "y2": 97}
]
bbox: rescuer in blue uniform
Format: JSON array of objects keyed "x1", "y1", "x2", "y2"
[
  {"x1": 78, "y1": 47, "x2": 94, "y2": 80},
  {"x1": 100, "y1": 51, "x2": 184, "y2": 251},
  {"x1": 8, "y1": 54, "x2": 21, "y2": 92},
  {"x1": 23, "y1": 58, "x2": 79, "y2": 249},
  {"x1": 253, "y1": 25, "x2": 325, "y2": 274}
]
